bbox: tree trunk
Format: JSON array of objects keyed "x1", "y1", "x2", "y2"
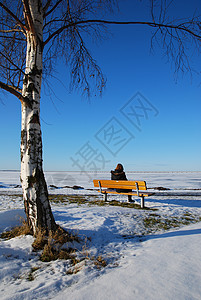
[{"x1": 21, "y1": 0, "x2": 56, "y2": 235}]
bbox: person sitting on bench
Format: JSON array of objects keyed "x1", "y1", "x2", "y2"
[{"x1": 111, "y1": 163, "x2": 134, "y2": 203}]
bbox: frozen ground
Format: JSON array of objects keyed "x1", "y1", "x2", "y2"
[{"x1": 0, "y1": 171, "x2": 201, "y2": 300}]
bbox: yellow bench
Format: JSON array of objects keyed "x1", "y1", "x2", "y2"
[{"x1": 93, "y1": 179, "x2": 154, "y2": 208}]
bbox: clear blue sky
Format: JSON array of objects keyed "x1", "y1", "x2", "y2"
[{"x1": 0, "y1": 0, "x2": 201, "y2": 172}]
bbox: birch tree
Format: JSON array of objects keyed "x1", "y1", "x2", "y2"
[{"x1": 0, "y1": 0, "x2": 201, "y2": 235}]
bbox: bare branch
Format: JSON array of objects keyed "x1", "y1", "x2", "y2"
[
  {"x1": 0, "y1": 34, "x2": 25, "y2": 41},
  {"x1": 0, "y1": 29, "x2": 23, "y2": 33},
  {"x1": 0, "y1": 51, "x2": 25, "y2": 75},
  {"x1": 43, "y1": 19, "x2": 201, "y2": 46},
  {"x1": 69, "y1": 31, "x2": 106, "y2": 97},
  {"x1": 44, "y1": 0, "x2": 63, "y2": 17},
  {"x1": 0, "y1": 1, "x2": 27, "y2": 33},
  {"x1": 43, "y1": 0, "x2": 52, "y2": 14},
  {"x1": 0, "y1": 80, "x2": 32, "y2": 107}
]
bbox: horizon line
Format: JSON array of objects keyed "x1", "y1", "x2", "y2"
[{"x1": 0, "y1": 170, "x2": 201, "y2": 173}]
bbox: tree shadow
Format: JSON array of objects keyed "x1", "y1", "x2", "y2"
[
  {"x1": 54, "y1": 209, "x2": 120, "y2": 244},
  {"x1": 53, "y1": 209, "x2": 139, "y2": 259},
  {"x1": 0, "y1": 209, "x2": 26, "y2": 233}
]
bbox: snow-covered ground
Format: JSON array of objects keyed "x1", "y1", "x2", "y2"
[{"x1": 0, "y1": 171, "x2": 201, "y2": 300}]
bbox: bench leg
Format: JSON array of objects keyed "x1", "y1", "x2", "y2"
[
  {"x1": 103, "y1": 192, "x2": 107, "y2": 202},
  {"x1": 141, "y1": 196, "x2": 144, "y2": 208}
]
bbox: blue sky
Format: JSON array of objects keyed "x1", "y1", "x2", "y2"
[{"x1": 0, "y1": 0, "x2": 201, "y2": 172}]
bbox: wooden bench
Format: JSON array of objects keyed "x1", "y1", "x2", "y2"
[{"x1": 93, "y1": 179, "x2": 154, "y2": 208}]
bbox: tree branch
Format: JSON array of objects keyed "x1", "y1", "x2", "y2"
[
  {"x1": 43, "y1": 0, "x2": 51, "y2": 15},
  {"x1": 22, "y1": 0, "x2": 37, "y2": 46},
  {"x1": 0, "y1": 34, "x2": 25, "y2": 41},
  {"x1": 44, "y1": 0, "x2": 63, "y2": 17},
  {"x1": 0, "y1": 2, "x2": 27, "y2": 33},
  {"x1": 0, "y1": 80, "x2": 32, "y2": 107},
  {"x1": 43, "y1": 19, "x2": 201, "y2": 46},
  {"x1": 0, "y1": 29, "x2": 23, "y2": 33},
  {"x1": 0, "y1": 51, "x2": 25, "y2": 75}
]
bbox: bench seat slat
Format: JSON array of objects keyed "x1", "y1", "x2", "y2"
[{"x1": 93, "y1": 179, "x2": 147, "y2": 190}]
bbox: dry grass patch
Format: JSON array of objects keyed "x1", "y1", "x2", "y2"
[
  {"x1": 0, "y1": 218, "x2": 31, "y2": 239},
  {"x1": 49, "y1": 194, "x2": 154, "y2": 210},
  {"x1": 93, "y1": 255, "x2": 107, "y2": 269},
  {"x1": 143, "y1": 212, "x2": 201, "y2": 234},
  {"x1": 32, "y1": 226, "x2": 80, "y2": 262},
  {"x1": 0, "y1": 220, "x2": 81, "y2": 263}
]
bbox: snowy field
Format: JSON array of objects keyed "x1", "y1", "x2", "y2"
[{"x1": 0, "y1": 171, "x2": 201, "y2": 300}]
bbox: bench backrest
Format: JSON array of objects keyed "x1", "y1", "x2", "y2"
[{"x1": 93, "y1": 180, "x2": 147, "y2": 190}]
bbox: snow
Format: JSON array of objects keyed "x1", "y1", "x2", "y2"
[{"x1": 0, "y1": 171, "x2": 201, "y2": 300}]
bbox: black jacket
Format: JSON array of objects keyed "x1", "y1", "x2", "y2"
[
  {"x1": 111, "y1": 170, "x2": 127, "y2": 181},
  {"x1": 111, "y1": 170, "x2": 131, "y2": 193}
]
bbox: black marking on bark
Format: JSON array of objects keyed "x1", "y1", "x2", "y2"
[
  {"x1": 21, "y1": 130, "x2": 26, "y2": 144},
  {"x1": 21, "y1": 130, "x2": 27, "y2": 161},
  {"x1": 30, "y1": 113, "x2": 40, "y2": 124},
  {"x1": 28, "y1": 175, "x2": 38, "y2": 187},
  {"x1": 23, "y1": 74, "x2": 29, "y2": 85},
  {"x1": 25, "y1": 82, "x2": 39, "y2": 96},
  {"x1": 30, "y1": 65, "x2": 42, "y2": 77},
  {"x1": 27, "y1": 82, "x2": 35, "y2": 93},
  {"x1": 23, "y1": 96, "x2": 33, "y2": 109},
  {"x1": 26, "y1": 128, "x2": 43, "y2": 163}
]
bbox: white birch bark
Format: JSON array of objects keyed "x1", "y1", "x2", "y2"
[{"x1": 21, "y1": 0, "x2": 56, "y2": 234}]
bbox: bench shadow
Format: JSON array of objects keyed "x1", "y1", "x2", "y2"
[
  {"x1": 147, "y1": 227, "x2": 201, "y2": 241},
  {"x1": 147, "y1": 197, "x2": 201, "y2": 208}
]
